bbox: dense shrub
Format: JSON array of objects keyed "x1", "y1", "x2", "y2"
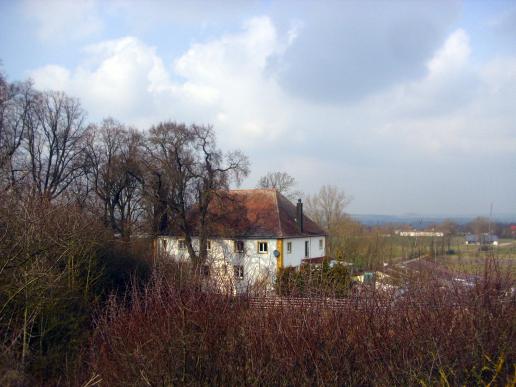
[
  {"x1": 0, "y1": 197, "x2": 151, "y2": 385},
  {"x1": 87, "y1": 265, "x2": 515, "y2": 386},
  {"x1": 276, "y1": 262, "x2": 351, "y2": 297}
]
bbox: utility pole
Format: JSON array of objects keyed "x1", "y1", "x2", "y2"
[{"x1": 488, "y1": 202, "x2": 493, "y2": 236}]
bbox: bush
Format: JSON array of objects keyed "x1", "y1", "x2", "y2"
[
  {"x1": 87, "y1": 266, "x2": 515, "y2": 386},
  {"x1": 0, "y1": 197, "x2": 151, "y2": 385},
  {"x1": 276, "y1": 262, "x2": 351, "y2": 297}
]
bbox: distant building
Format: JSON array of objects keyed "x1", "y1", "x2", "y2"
[
  {"x1": 465, "y1": 234, "x2": 498, "y2": 245},
  {"x1": 395, "y1": 230, "x2": 444, "y2": 237}
]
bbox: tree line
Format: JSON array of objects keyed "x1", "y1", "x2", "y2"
[
  {"x1": 1, "y1": 72, "x2": 251, "y2": 266},
  {"x1": 2, "y1": 72, "x2": 362, "y2": 269},
  {"x1": 0, "y1": 71, "x2": 252, "y2": 382}
]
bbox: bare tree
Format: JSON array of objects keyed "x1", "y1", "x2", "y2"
[
  {"x1": 85, "y1": 118, "x2": 144, "y2": 239},
  {"x1": 24, "y1": 91, "x2": 88, "y2": 201},
  {"x1": 467, "y1": 216, "x2": 491, "y2": 237},
  {"x1": 143, "y1": 161, "x2": 169, "y2": 237},
  {"x1": 304, "y1": 185, "x2": 351, "y2": 230},
  {"x1": 256, "y1": 171, "x2": 301, "y2": 201},
  {"x1": 0, "y1": 76, "x2": 36, "y2": 191},
  {"x1": 147, "y1": 122, "x2": 249, "y2": 270},
  {"x1": 438, "y1": 219, "x2": 459, "y2": 252}
]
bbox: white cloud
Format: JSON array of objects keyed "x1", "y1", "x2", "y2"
[
  {"x1": 31, "y1": 37, "x2": 170, "y2": 124},
  {"x1": 30, "y1": 65, "x2": 70, "y2": 90},
  {"x1": 427, "y1": 29, "x2": 470, "y2": 77},
  {"x1": 28, "y1": 21, "x2": 516, "y2": 213},
  {"x1": 29, "y1": 23, "x2": 516, "y2": 157},
  {"x1": 347, "y1": 29, "x2": 516, "y2": 158},
  {"x1": 30, "y1": 17, "x2": 297, "y2": 147},
  {"x1": 22, "y1": 0, "x2": 102, "y2": 42}
]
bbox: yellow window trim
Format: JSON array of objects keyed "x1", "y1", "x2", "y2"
[{"x1": 277, "y1": 239, "x2": 283, "y2": 270}]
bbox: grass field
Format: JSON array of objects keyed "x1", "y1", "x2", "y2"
[
  {"x1": 436, "y1": 255, "x2": 516, "y2": 279},
  {"x1": 381, "y1": 235, "x2": 516, "y2": 279},
  {"x1": 424, "y1": 237, "x2": 516, "y2": 279},
  {"x1": 381, "y1": 235, "x2": 446, "y2": 262}
]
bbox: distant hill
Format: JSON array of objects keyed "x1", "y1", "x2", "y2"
[{"x1": 350, "y1": 213, "x2": 516, "y2": 228}]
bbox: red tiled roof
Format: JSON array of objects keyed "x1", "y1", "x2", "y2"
[{"x1": 167, "y1": 189, "x2": 326, "y2": 239}]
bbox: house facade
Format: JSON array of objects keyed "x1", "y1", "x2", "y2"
[{"x1": 157, "y1": 189, "x2": 327, "y2": 293}]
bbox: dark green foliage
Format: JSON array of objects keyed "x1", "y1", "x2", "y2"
[
  {"x1": 276, "y1": 262, "x2": 351, "y2": 297},
  {"x1": 0, "y1": 198, "x2": 151, "y2": 385},
  {"x1": 95, "y1": 240, "x2": 152, "y2": 297}
]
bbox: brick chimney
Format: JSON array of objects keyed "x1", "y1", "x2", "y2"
[{"x1": 296, "y1": 199, "x2": 304, "y2": 233}]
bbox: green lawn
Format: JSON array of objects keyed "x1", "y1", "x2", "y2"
[
  {"x1": 437, "y1": 254, "x2": 516, "y2": 279},
  {"x1": 383, "y1": 235, "x2": 516, "y2": 277},
  {"x1": 337, "y1": 233, "x2": 516, "y2": 278},
  {"x1": 435, "y1": 237, "x2": 516, "y2": 278}
]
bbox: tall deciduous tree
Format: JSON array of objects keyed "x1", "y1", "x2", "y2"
[
  {"x1": 438, "y1": 219, "x2": 459, "y2": 251},
  {"x1": 256, "y1": 171, "x2": 301, "y2": 201},
  {"x1": 0, "y1": 75, "x2": 36, "y2": 191},
  {"x1": 304, "y1": 185, "x2": 352, "y2": 263},
  {"x1": 25, "y1": 91, "x2": 88, "y2": 201},
  {"x1": 147, "y1": 122, "x2": 249, "y2": 269},
  {"x1": 467, "y1": 216, "x2": 491, "y2": 236},
  {"x1": 85, "y1": 118, "x2": 144, "y2": 239},
  {"x1": 304, "y1": 185, "x2": 351, "y2": 231}
]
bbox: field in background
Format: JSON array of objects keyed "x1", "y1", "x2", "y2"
[{"x1": 380, "y1": 235, "x2": 516, "y2": 279}]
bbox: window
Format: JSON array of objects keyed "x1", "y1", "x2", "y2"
[
  {"x1": 319, "y1": 239, "x2": 323, "y2": 250},
  {"x1": 234, "y1": 265, "x2": 244, "y2": 280},
  {"x1": 304, "y1": 241, "x2": 309, "y2": 257},
  {"x1": 258, "y1": 241, "x2": 268, "y2": 254},
  {"x1": 234, "y1": 240, "x2": 244, "y2": 253},
  {"x1": 202, "y1": 265, "x2": 210, "y2": 277},
  {"x1": 287, "y1": 242, "x2": 292, "y2": 254},
  {"x1": 178, "y1": 240, "x2": 186, "y2": 250},
  {"x1": 207, "y1": 240, "x2": 212, "y2": 250},
  {"x1": 162, "y1": 239, "x2": 167, "y2": 249}
]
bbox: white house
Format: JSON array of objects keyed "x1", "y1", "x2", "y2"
[{"x1": 156, "y1": 189, "x2": 327, "y2": 293}]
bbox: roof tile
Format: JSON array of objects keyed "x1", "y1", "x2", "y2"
[{"x1": 166, "y1": 189, "x2": 326, "y2": 238}]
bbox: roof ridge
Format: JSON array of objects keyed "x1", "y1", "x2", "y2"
[
  {"x1": 273, "y1": 189, "x2": 283, "y2": 238},
  {"x1": 229, "y1": 188, "x2": 277, "y2": 192}
]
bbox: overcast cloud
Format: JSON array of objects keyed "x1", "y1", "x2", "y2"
[{"x1": 1, "y1": 0, "x2": 515, "y2": 216}]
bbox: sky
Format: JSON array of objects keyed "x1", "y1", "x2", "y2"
[{"x1": 0, "y1": 0, "x2": 515, "y2": 216}]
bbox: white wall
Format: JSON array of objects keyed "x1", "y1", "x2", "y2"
[
  {"x1": 158, "y1": 236, "x2": 278, "y2": 294},
  {"x1": 157, "y1": 235, "x2": 325, "y2": 292},
  {"x1": 283, "y1": 236, "x2": 326, "y2": 267}
]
